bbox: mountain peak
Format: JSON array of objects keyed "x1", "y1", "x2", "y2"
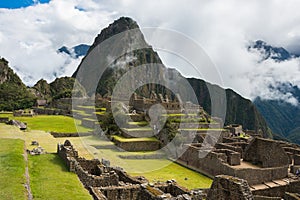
[
  {"x1": 0, "y1": 57, "x2": 23, "y2": 85},
  {"x1": 58, "y1": 44, "x2": 90, "y2": 58},
  {"x1": 249, "y1": 40, "x2": 295, "y2": 62},
  {"x1": 88, "y1": 17, "x2": 140, "y2": 54}
]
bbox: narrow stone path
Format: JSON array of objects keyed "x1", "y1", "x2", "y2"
[{"x1": 23, "y1": 146, "x2": 33, "y2": 200}]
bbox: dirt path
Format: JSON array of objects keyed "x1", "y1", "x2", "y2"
[{"x1": 23, "y1": 146, "x2": 33, "y2": 200}]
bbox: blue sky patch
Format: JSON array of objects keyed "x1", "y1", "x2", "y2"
[{"x1": 0, "y1": 0, "x2": 50, "y2": 9}]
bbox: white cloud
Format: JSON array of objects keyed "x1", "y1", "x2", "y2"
[
  {"x1": 0, "y1": 0, "x2": 116, "y2": 85},
  {"x1": 0, "y1": 0, "x2": 300, "y2": 105}
]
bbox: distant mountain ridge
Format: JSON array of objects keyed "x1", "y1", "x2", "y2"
[
  {"x1": 249, "y1": 40, "x2": 300, "y2": 144},
  {"x1": 249, "y1": 40, "x2": 298, "y2": 61},
  {"x1": 58, "y1": 44, "x2": 90, "y2": 59}
]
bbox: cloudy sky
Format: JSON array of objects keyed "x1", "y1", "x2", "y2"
[{"x1": 0, "y1": 0, "x2": 300, "y2": 105}]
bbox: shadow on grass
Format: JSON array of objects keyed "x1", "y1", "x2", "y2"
[{"x1": 48, "y1": 153, "x2": 69, "y2": 172}]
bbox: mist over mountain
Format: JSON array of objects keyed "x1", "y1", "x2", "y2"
[
  {"x1": 249, "y1": 41, "x2": 300, "y2": 144},
  {"x1": 249, "y1": 40, "x2": 298, "y2": 62}
]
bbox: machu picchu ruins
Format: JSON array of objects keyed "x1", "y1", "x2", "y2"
[{"x1": 1, "y1": 8, "x2": 300, "y2": 200}]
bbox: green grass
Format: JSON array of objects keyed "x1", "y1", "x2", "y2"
[
  {"x1": 163, "y1": 113, "x2": 197, "y2": 117},
  {"x1": 94, "y1": 111, "x2": 106, "y2": 115},
  {"x1": 0, "y1": 113, "x2": 92, "y2": 133},
  {"x1": 0, "y1": 138, "x2": 26, "y2": 200},
  {"x1": 0, "y1": 112, "x2": 13, "y2": 118},
  {"x1": 112, "y1": 135, "x2": 158, "y2": 142},
  {"x1": 131, "y1": 161, "x2": 212, "y2": 189},
  {"x1": 178, "y1": 128, "x2": 225, "y2": 131},
  {"x1": 128, "y1": 121, "x2": 149, "y2": 126},
  {"x1": 123, "y1": 127, "x2": 152, "y2": 132},
  {"x1": 82, "y1": 117, "x2": 98, "y2": 122},
  {"x1": 84, "y1": 136, "x2": 212, "y2": 189},
  {"x1": 29, "y1": 154, "x2": 92, "y2": 200}
]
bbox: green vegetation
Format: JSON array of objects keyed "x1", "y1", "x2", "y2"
[
  {"x1": 163, "y1": 113, "x2": 197, "y2": 117},
  {"x1": 131, "y1": 162, "x2": 212, "y2": 189},
  {"x1": 82, "y1": 117, "x2": 98, "y2": 122},
  {"x1": 76, "y1": 105, "x2": 95, "y2": 109},
  {"x1": 255, "y1": 97, "x2": 300, "y2": 143},
  {"x1": 0, "y1": 58, "x2": 36, "y2": 111},
  {"x1": 32, "y1": 79, "x2": 51, "y2": 101},
  {"x1": 128, "y1": 121, "x2": 149, "y2": 126},
  {"x1": 0, "y1": 113, "x2": 91, "y2": 133},
  {"x1": 94, "y1": 111, "x2": 106, "y2": 115},
  {"x1": 123, "y1": 127, "x2": 152, "y2": 132},
  {"x1": 29, "y1": 154, "x2": 91, "y2": 200},
  {"x1": 112, "y1": 135, "x2": 158, "y2": 142},
  {"x1": 0, "y1": 138, "x2": 26, "y2": 200},
  {"x1": 178, "y1": 128, "x2": 225, "y2": 131},
  {"x1": 50, "y1": 77, "x2": 86, "y2": 100},
  {"x1": 85, "y1": 136, "x2": 212, "y2": 189}
]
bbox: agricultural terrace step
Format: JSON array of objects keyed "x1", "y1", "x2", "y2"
[{"x1": 112, "y1": 135, "x2": 159, "y2": 142}]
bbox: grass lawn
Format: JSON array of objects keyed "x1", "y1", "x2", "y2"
[
  {"x1": 0, "y1": 123, "x2": 94, "y2": 159},
  {"x1": 0, "y1": 138, "x2": 26, "y2": 200},
  {"x1": 0, "y1": 113, "x2": 92, "y2": 133},
  {"x1": 0, "y1": 121, "x2": 213, "y2": 191},
  {"x1": 131, "y1": 161, "x2": 212, "y2": 189},
  {"x1": 84, "y1": 136, "x2": 212, "y2": 189},
  {"x1": 29, "y1": 154, "x2": 92, "y2": 200}
]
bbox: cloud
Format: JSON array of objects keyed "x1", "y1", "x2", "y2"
[
  {"x1": 0, "y1": 0, "x2": 116, "y2": 85},
  {"x1": 0, "y1": 0, "x2": 300, "y2": 105},
  {"x1": 102, "y1": 0, "x2": 300, "y2": 103}
]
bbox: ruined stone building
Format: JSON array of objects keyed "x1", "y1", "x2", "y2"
[
  {"x1": 57, "y1": 140, "x2": 205, "y2": 200},
  {"x1": 178, "y1": 137, "x2": 300, "y2": 198},
  {"x1": 58, "y1": 138, "x2": 300, "y2": 199}
]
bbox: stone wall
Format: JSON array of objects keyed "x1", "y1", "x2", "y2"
[
  {"x1": 96, "y1": 185, "x2": 141, "y2": 200},
  {"x1": 114, "y1": 140, "x2": 160, "y2": 152},
  {"x1": 157, "y1": 183, "x2": 189, "y2": 197},
  {"x1": 112, "y1": 167, "x2": 145, "y2": 185},
  {"x1": 284, "y1": 192, "x2": 300, "y2": 200},
  {"x1": 244, "y1": 138, "x2": 289, "y2": 168},
  {"x1": 206, "y1": 175, "x2": 254, "y2": 200},
  {"x1": 214, "y1": 149, "x2": 241, "y2": 166},
  {"x1": 57, "y1": 140, "x2": 120, "y2": 187},
  {"x1": 283, "y1": 147, "x2": 300, "y2": 156},
  {"x1": 235, "y1": 167, "x2": 288, "y2": 185},
  {"x1": 252, "y1": 180, "x2": 300, "y2": 198},
  {"x1": 216, "y1": 142, "x2": 248, "y2": 157},
  {"x1": 179, "y1": 145, "x2": 236, "y2": 177},
  {"x1": 74, "y1": 163, "x2": 119, "y2": 187},
  {"x1": 294, "y1": 154, "x2": 300, "y2": 165},
  {"x1": 33, "y1": 107, "x2": 71, "y2": 116},
  {"x1": 51, "y1": 132, "x2": 92, "y2": 138},
  {"x1": 253, "y1": 196, "x2": 281, "y2": 200},
  {"x1": 179, "y1": 144, "x2": 289, "y2": 185}
]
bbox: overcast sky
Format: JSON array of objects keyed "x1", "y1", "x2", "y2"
[{"x1": 0, "y1": 0, "x2": 300, "y2": 105}]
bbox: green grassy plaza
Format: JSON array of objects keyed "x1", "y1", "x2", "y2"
[{"x1": 0, "y1": 111, "x2": 213, "y2": 194}]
